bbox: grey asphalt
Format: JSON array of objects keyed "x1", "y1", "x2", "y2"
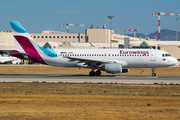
[{"x1": 0, "y1": 74, "x2": 180, "y2": 84}]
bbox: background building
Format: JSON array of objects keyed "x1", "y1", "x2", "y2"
[{"x1": 0, "y1": 27, "x2": 180, "y2": 60}]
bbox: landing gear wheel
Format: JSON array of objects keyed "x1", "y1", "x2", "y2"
[
  {"x1": 89, "y1": 71, "x2": 95, "y2": 76},
  {"x1": 151, "y1": 68, "x2": 156, "y2": 77},
  {"x1": 152, "y1": 73, "x2": 156, "y2": 77},
  {"x1": 96, "y1": 70, "x2": 101, "y2": 76}
]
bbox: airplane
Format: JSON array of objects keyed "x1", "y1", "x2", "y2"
[
  {"x1": 8, "y1": 21, "x2": 178, "y2": 76},
  {"x1": 0, "y1": 56, "x2": 21, "y2": 64}
]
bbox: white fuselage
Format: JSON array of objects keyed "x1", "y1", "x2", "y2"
[{"x1": 39, "y1": 48, "x2": 178, "y2": 68}]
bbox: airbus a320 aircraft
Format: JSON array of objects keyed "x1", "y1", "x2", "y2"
[{"x1": 8, "y1": 21, "x2": 178, "y2": 76}]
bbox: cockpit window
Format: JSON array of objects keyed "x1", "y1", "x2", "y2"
[
  {"x1": 166, "y1": 54, "x2": 171, "y2": 57},
  {"x1": 162, "y1": 54, "x2": 171, "y2": 57}
]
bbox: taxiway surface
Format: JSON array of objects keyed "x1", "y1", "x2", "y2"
[{"x1": 0, "y1": 74, "x2": 180, "y2": 84}]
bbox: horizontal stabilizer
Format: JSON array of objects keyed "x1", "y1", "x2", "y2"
[{"x1": 5, "y1": 51, "x2": 28, "y2": 55}]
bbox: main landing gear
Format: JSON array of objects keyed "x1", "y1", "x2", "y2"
[
  {"x1": 152, "y1": 68, "x2": 156, "y2": 77},
  {"x1": 89, "y1": 70, "x2": 101, "y2": 76}
]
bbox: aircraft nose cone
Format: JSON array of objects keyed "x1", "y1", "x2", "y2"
[{"x1": 172, "y1": 58, "x2": 178, "y2": 66}]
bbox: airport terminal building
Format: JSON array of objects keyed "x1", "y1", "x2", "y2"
[{"x1": 0, "y1": 27, "x2": 180, "y2": 60}]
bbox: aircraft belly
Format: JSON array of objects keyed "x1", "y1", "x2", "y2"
[
  {"x1": 43, "y1": 57, "x2": 77, "y2": 67},
  {"x1": 130, "y1": 60, "x2": 144, "y2": 67}
]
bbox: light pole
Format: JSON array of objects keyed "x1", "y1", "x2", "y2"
[
  {"x1": 107, "y1": 16, "x2": 114, "y2": 48},
  {"x1": 176, "y1": 17, "x2": 179, "y2": 41}
]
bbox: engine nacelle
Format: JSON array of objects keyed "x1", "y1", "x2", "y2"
[
  {"x1": 104, "y1": 63, "x2": 122, "y2": 74},
  {"x1": 122, "y1": 68, "x2": 129, "y2": 73}
]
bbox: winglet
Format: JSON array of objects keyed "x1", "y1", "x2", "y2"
[{"x1": 10, "y1": 21, "x2": 27, "y2": 33}]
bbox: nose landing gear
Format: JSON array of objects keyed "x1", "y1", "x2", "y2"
[{"x1": 152, "y1": 68, "x2": 156, "y2": 77}]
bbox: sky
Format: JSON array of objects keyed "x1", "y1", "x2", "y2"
[{"x1": 0, "y1": 0, "x2": 180, "y2": 35}]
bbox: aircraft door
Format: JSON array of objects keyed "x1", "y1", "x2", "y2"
[{"x1": 151, "y1": 50, "x2": 156, "y2": 61}]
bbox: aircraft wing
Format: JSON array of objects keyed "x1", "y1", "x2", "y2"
[
  {"x1": 65, "y1": 56, "x2": 105, "y2": 67},
  {"x1": 64, "y1": 56, "x2": 128, "y2": 68}
]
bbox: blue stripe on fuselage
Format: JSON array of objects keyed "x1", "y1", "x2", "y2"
[{"x1": 38, "y1": 45, "x2": 57, "y2": 57}]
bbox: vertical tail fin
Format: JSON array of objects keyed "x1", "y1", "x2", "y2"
[
  {"x1": 10, "y1": 21, "x2": 47, "y2": 64},
  {"x1": 10, "y1": 21, "x2": 39, "y2": 52}
]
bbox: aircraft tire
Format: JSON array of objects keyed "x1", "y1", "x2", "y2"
[
  {"x1": 152, "y1": 73, "x2": 156, "y2": 77},
  {"x1": 96, "y1": 70, "x2": 101, "y2": 76},
  {"x1": 89, "y1": 71, "x2": 95, "y2": 76}
]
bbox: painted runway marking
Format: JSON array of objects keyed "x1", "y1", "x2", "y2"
[
  {"x1": 116, "y1": 76, "x2": 127, "y2": 78},
  {"x1": 146, "y1": 76, "x2": 159, "y2": 78}
]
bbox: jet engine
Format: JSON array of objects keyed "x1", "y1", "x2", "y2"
[{"x1": 104, "y1": 63, "x2": 122, "y2": 74}]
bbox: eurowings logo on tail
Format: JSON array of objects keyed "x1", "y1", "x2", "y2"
[{"x1": 10, "y1": 21, "x2": 58, "y2": 64}]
